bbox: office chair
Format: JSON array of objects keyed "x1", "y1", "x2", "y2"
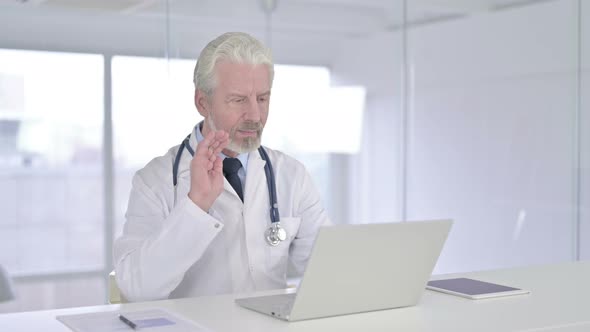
[
  {"x1": 108, "y1": 271, "x2": 127, "y2": 304},
  {"x1": 0, "y1": 265, "x2": 15, "y2": 302}
]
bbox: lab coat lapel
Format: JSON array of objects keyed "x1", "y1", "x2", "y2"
[
  {"x1": 243, "y1": 152, "x2": 267, "y2": 208},
  {"x1": 242, "y1": 151, "x2": 269, "y2": 287}
]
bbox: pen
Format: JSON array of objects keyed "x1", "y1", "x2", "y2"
[{"x1": 118, "y1": 314, "x2": 137, "y2": 330}]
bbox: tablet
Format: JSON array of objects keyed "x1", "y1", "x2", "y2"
[{"x1": 426, "y1": 278, "x2": 530, "y2": 299}]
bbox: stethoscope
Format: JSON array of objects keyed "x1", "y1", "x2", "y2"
[{"x1": 172, "y1": 133, "x2": 287, "y2": 246}]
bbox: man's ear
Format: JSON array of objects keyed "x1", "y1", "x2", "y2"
[{"x1": 194, "y1": 89, "x2": 209, "y2": 118}]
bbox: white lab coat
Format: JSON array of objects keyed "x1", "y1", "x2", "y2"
[{"x1": 113, "y1": 133, "x2": 330, "y2": 302}]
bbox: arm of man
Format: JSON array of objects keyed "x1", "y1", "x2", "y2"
[
  {"x1": 113, "y1": 173, "x2": 222, "y2": 302},
  {"x1": 288, "y1": 168, "x2": 332, "y2": 276},
  {"x1": 113, "y1": 131, "x2": 229, "y2": 302}
]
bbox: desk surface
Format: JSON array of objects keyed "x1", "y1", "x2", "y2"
[{"x1": 1, "y1": 261, "x2": 589, "y2": 332}]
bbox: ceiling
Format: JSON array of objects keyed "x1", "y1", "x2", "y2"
[{"x1": 0, "y1": 0, "x2": 552, "y2": 38}]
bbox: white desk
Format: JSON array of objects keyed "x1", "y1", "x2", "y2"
[{"x1": 1, "y1": 261, "x2": 589, "y2": 332}]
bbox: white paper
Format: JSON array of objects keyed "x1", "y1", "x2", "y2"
[{"x1": 56, "y1": 308, "x2": 211, "y2": 332}]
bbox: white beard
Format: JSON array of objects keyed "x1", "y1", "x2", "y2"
[{"x1": 207, "y1": 116, "x2": 261, "y2": 153}]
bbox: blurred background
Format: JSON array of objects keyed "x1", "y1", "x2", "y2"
[{"x1": 0, "y1": 0, "x2": 588, "y2": 313}]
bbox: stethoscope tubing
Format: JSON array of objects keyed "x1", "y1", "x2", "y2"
[{"x1": 172, "y1": 134, "x2": 280, "y2": 225}]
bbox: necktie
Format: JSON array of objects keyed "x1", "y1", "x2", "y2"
[{"x1": 223, "y1": 158, "x2": 244, "y2": 202}]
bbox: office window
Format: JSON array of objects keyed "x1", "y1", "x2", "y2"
[
  {"x1": 111, "y1": 58, "x2": 363, "y2": 233},
  {"x1": 0, "y1": 49, "x2": 104, "y2": 275},
  {"x1": 266, "y1": 65, "x2": 365, "y2": 154}
]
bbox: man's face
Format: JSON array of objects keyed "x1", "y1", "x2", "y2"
[{"x1": 197, "y1": 61, "x2": 271, "y2": 155}]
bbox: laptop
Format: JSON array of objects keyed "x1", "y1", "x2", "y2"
[{"x1": 235, "y1": 219, "x2": 453, "y2": 321}]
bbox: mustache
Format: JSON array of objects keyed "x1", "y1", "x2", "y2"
[{"x1": 237, "y1": 121, "x2": 263, "y2": 131}]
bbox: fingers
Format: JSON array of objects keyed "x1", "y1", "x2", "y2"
[
  {"x1": 197, "y1": 130, "x2": 215, "y2": 155},
  {"x1": 204, "y1": 154, "x2": 223, "y2": 178},
  {"x1": 195, "y1": 130, "x2": 229, "y2": 164},
  {"x1": 212, "y1": 155, "x2": 223, "y2": 173},
  {"x1": 206, "y1": 132, "x2": 229, "y2": 163},
  {"x1": 212, "y1": 131, "x2": 229, "y2": 154}
]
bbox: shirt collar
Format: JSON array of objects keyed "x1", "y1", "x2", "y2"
[{"x1": 194, "y1": 122, "x2": 249, "y2": 172}]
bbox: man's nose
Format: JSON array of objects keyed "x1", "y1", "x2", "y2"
[{"x1": 244, "y1": 97, "x2": 261, "y2": 121}]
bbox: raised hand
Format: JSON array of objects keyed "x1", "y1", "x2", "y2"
[{"x1": 188, "y1": 130, "x2": 230, "y2": 211}]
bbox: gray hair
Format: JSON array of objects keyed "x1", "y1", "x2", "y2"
[{"x1": 193, "y1": 32, "x2": 274, "y2": 95}]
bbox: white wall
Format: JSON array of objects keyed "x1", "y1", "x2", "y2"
[
  {"x1": 406, "y1": 0, "x2": 586, "y2": 272},
  {"x1": 333, "y1": 0, "x2": 587, "y2": 273}
]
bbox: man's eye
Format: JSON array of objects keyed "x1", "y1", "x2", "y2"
[
  {"x1": 233, "y1": 98, "x2": 245, "y2": 103},
  {"x1": 258, "y1": 97, "x2": 268, "y2": 102}
]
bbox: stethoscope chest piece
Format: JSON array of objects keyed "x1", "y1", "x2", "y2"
[{"x1": 265, "y1": 222, "x2": 287, "y2": 246}]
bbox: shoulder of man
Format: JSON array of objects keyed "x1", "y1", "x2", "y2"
[
  {"x1": 260, "y1": 145, "x2": 308, "y2": 177},
  {"x1": 133, "y1": 144, "x2": 180, "y2": 190}
]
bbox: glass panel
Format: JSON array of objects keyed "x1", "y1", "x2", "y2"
[
  {"x1": 111, "y1": 58, "x2": 356, "y2": 233},
  {"x1": 581, "y1": 1, "x2": 590, "y2": 260},
  {"x1": 112, "y1": 56, "x2": 200, "y2": 237},
  {"x1": 150, "y1": 0, "x2": 403, "y2": 225},
  {"x1": 406, "y1": 0, "x2": 579, "y2": 273}
]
